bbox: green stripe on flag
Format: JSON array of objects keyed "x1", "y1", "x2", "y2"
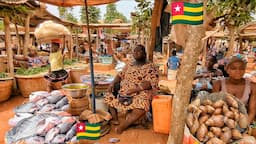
[
  {"x1": 184, "y1": 2, "x2": 203, "y2": 8},
  {"x1": 84, "y1": 129, "x2": 101, "y2": 133},
  {"x1": 77, "y1": 136, "x2": 100, "y2": 140},
  {"x1": 86, "y1": 123, "x2": 101, "y2": 127},
  {"x1": 172, "y1": 20, "x2": 203, "y2": 25},
  {"x1": 184, "y1": 11, "x2": 203, "y2": 16}
]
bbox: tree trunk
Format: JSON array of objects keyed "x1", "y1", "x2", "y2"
[
  {"x1": 15, "y1": 24, "x2": 21, "y2": 55},
  {"x1": 167, "y1": 26, "x2": 205, "y2": 144},
  {"x1": 23, "y1": 15, "x2": 30, "y2": 56},
  {"x1": 4, "y1": 17, "x2": 16, "y2": 88},
  {"x1": 149, "y1": 0, "x2": 163, "y2": 62},
  {"x1": 226, "y1": 26, "x2": 236, "y2": 57}
]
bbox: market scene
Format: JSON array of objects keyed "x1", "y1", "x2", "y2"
[{"x1": 0, "y1": 0, "x2": 256, "y2": 143}]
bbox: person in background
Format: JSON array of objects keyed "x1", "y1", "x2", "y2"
[
  {"x1": 97, "y1": 44, "x2": 107, "y2": 56},
  {"x1": 105, "y1": 44, "x2": 159, "y2": 134},
  {"x1": 213, "y1": 57, "x2": 256, "y2": 125},
  {"x1": 44, "y1": 39, "x2": 69, "y2": 92},
  {"x1": 13, "y1": 46, "x2": 47, "y2": 68},
  {"x1": 167, "y1": 50, "x2": 180, "y2": 80}
]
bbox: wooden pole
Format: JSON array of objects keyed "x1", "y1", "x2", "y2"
[
  {"x1": 226, "y1": 26, "x2": 236, "y2": 57},
  {"x1": 23, "y1": 15, "x2": 30, "y2": 56},
  {"x1": 15, "y1": 24, "x2": 21, "y2": 55},
  {"x1": 149, "y1": 0, "x2": 163, "y2": 62},
  {"x1": 167, "y1": 0, "x2": 205, "y2": 144},
  {"x1": 4, "y1": 16, "x2": 16, "y2": 89}
]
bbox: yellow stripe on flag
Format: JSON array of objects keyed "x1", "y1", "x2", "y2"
[
  {"x1": 86, "y1": 126, "x2": 101, "y2": 131},
  {"x1": 184, "y1": 7, "x2": 203, "y2": 13},
  {"x1": 172, "y1": 15, "x2": 203, "y2": 21},
  {"x1": 77, "y1": 132, "x2": 101, "y2": 137}
]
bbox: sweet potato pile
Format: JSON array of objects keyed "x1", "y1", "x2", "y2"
[{"x1": 186, "y1": 94, "x2": 249, "y2": 144}]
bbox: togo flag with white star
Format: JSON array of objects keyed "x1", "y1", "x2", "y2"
[
  {"x1": 171, "y1": 2, "x2": 203, "y2": 25},
  {"x1": 76, "y1": 122, "x2": 101, "y2": 140}
]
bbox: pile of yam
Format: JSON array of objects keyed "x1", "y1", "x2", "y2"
[{"x1": 186, "y1": 93, "x2": 249, "y2": 144}]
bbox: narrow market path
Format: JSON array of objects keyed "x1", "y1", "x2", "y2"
[{"x1": 0, "y1": 94, "x2": 27, "y2": 143}]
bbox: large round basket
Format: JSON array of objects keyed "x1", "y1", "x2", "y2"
[
  {"x1": 70, "y1": 67, "x2": 88, "y2": 83},
  {"x1": 15, "y1": 74, "x2": 47, "y2": 97},
  {"x1": 0, "y1": 78, "x2": 13, "y2": 102}
]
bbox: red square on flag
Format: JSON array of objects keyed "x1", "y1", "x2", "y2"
[
  {"x1": 171, "y1": 2, "x2": 184, "y2": 16},
  {"x1": 76, "y1": 122, "x2": 85, "y2": 133}
]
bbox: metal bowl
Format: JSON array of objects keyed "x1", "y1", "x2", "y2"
[{"x1": 62, "y1": 83, "x2": 88, "y2": 98}]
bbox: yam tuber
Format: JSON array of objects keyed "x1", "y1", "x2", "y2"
[
  {"x1": 207, "y1": 131, "x2": 214, "y2": 139},
  {"x1": 205, "y1": 115, "x2": 224, "y2": 127},
  {"x1": 199, "y1": 105, "x2": 208, "y2": 115},
  {"x1": 206, "y1": 137, "x2": 225, "y2": 144},
  {"x1": 220, "y1": 128, "x2": 232, "y2": 143},
  {"x1": 186, "y1": 112, "x2": 194, "y2": 128},
  {"x1": 190, "y1": 117, "x2": 200, "y2": 135},
  {"x1": 224, "y1": 111, "x2": 234, "y2": 119},
  {"x1": 222, "y1": 104, "x2": 229, "y2": 114},
  {"x1": 226, "y1": 94, "x2": 238, "y2": 108},
  {"x1": 196, "y1": 124, "x2": 208, "y2": 142},
  {"x1": 239, "y1": 113, "x2": 249, "y2": 128},
  {"x1": 233, "y1": 111, "x2": 240, "y2": 121},
  {"x1": 213, "y1": 108, "x2": 222, "y2": 115},
  {"x1": 210, "y1": 127, "x2": 222, "y2": 136},
  {"x1": 202, "y1": 99, "x2": 213, "y2": 106},
  {"x1": 231, "y1": 129, "x2": 243, "y2": 140},
  {"x1": 206, "y1": 105, "x2": 215, "y2": 114},
  {"x1": 225, "y1": 118, "x2": 236, "y2": 129},
  {"x1": 212, "y1": 100, "x2": 225, "y2": 108},
  {"x1": 199, "y1": 115, "x2": 209, "y2": 124}
]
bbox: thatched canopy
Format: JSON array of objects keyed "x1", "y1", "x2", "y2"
[
  {"x1": 0, "y1": 0, "x2": 28, "y2": 5},
  {"x1": 239, "y1": 21, "x2": 256, "y2": 38},
  {"x1": 38, "y1": 0, "x2": 119, "y2": 7}
]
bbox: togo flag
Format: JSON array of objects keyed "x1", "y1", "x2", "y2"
[
  {"x1": 76, "y1": 122, "x2": 101, "y2": 140},
  {"x1": 171, "y1": 2, "x2": 203, "y2": 25}
]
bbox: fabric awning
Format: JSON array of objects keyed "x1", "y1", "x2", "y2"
[{"x1": 38, "y1": 0, "x2": 119, "y2": 7}]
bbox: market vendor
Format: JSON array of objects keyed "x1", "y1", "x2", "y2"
[
  {"x1": 212, "y1": 57, "x2": 256, "y2": 124},
  {"x1": 13, "y1": 46, "x2": 47, "y2": 68},
  {"x1": 44, "y1": 39, "x2": 69, "y2": 92},
  {"x1": 104, "y1": 44, "x2": 159, "y2": 134}
]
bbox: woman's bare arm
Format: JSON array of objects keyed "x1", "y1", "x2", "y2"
[
  {"x1": 248, "y1": 82, "x2": 256, "y2": 123},
  {"x1": 212, "y1": 80, "x2": 221, "y2": 92}
]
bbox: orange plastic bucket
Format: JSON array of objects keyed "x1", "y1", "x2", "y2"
[{"x1": 152, "y1": 95, "x2": 172, "y2": 134}]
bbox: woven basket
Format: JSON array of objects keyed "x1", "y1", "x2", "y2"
[
  {"x1": 66, "y1": 95, "x2": 90, "y2": 108},
  {"x1": 15, "y1": 75, "x2": 47, "y2": 97},
  {"x1": 0, "y1": 79, "x2": 13, "y2": 102},
  {"x1": 70, "y1": 68, "x2": 88, "y2": 83}
]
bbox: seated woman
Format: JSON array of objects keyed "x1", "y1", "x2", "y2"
[
  {"x1": 104, "y1": 44, "x2": 159, "y2": 134},
  {"x1": 14, "y1": 46, "x2": 47, "y2": 68},
  {"x1": 213, "y1": 57, "x2": 256, "y2": 124}
]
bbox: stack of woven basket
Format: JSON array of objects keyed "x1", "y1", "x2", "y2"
[
  {"x1": 62, "y1": 83, "x2": 90, "y2": 116},
  {"x1": 66, "y1": 94, "x2": 90, "y2": 116}
]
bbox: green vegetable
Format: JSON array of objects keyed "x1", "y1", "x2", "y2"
[
  {"x1": 64, "y1": 59, "x2": 78, "y2": 66},
  {"x1": 0, "y1": 72, "x2": 8, "y2": 78},
  {"x1": 16, "y1": 66, "x2": 49, "y2": 75}
]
